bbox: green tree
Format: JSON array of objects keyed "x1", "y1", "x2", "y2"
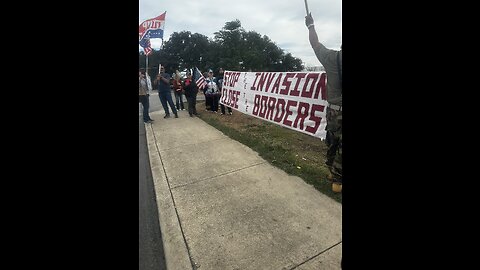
[
  {"x1": 140, "y1": 19, "x2": 304, "y2": 74},
  {"x1": 160, "y1": 31, "x2": 211, "y2": 72},
  {"x1": 239, "y1": 31, "x2": 266, "y2": 71},
  {"x1": 213, "y1": 19, "x2": 245, "y2": 71},
  {"x1": 213, "y1": 20, "x2": 304, "y2": 72},
  {"x1": 281, "y1": 52, "x2": 304, "y2": 71}
]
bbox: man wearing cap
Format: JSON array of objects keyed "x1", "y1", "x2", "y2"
[{"x1": 305, "y1": 12, "x2": 342, "y2": 193}]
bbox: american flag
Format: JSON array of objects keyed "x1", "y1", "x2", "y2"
[
  {"x1": 144, "y1": 46, "x2": 152, "y2": 56},
  {"x1": 140, "y1": 38, "x2": 153, "y2": 56},
  {"x1": 193, "y1": 67, "x2": 206, "y2": 90}
]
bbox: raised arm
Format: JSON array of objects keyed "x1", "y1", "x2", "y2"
[
  {"x1": 305, "y1": 12, "x2": 332, "y2": 65},
  {"x1": 305, "y1": 12, "x2": 320, "y2": 50}
]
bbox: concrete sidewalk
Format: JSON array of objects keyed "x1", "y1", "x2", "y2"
[{"x1": 144, "y1": 108, "x2": 342, "y2": 270}]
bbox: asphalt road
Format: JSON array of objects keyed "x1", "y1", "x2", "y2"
[
  {"x1": 139, "y1": 113, "x2": 166, "y2": 270},
  {"x1": 148, "y1": 91, "x2": 205, "y2": 115}
]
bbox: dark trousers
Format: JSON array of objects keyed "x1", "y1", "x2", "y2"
[
  {"x1": 139, "y1": 95, "x2": 150, "y2": 122},
  {"x1": 158, "y1": 91, "x2": 178, "y2": 115},
  {"x1": 174, "y1": 91, "x2": 185, "y2": 110},
  {"x1": 211, "y1": 95, "x2": 220, "y2": 112},
  {"x1": 220, "y1": 104, "x2": 232, "y2": 114},
  {"x1": 187, "y1": 95, "x2": 197, "y2": 116},
  {"x1": 205, "y1": 94, "x2": 212, "y2": 110}
]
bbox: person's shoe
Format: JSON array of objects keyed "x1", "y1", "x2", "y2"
[
  {"x1": 164, "y1": 114, "x2": 170, "y2": 118},
  {"x1": 229, "y1": 112, "x2": 233, "y2": 115},
  {"x1": 174, "y1": 114, "x2": 179, "y2": 118},
  {"x1": 221, "y1": 113, "x2": 225, "y2": 115},
  {"x1": 332, "y1": 182, "x2": 342, "y2": 193}
]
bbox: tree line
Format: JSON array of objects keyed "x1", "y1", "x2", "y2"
[{"x1": 139, "y1": 20, "x2": 304, "y2": 78}]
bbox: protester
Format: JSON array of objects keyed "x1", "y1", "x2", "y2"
[
  {"x1": 183, "y1": 71, "x2": 199, "y2": 117},
  {"x1": 173, "y1": 70, "x2": 185, "y2": 111},
  {"x1": 154, "y1": 66, "x2": 178, "y2": 118},
  {"x1": 139, "y1": 70, "x2": 154, "y2": 123},
  {"x1": 217, "y1": 68, "x2": 232, "y2": 115},
  {"x1": 305, "y1": 12, "x2": 342, "y2": 193},
  {"x1": 205, "y1": 69, "x2": 220, "y2": 113},
  {"x1": 203, "y1": 71, "x2": 211, "y2": 111}
]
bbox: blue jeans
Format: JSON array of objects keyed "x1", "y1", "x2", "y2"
[
  {"x1": 174, "y1": 91, "x2": 185, "y2": 110},
  {"x1": 158, "y1": 90, "x2": 177, "y2": 115}
]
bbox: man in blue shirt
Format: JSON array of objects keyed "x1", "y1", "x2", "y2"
[{"x1": 155, "y1": 66, "x2": 178, "y2": 118}]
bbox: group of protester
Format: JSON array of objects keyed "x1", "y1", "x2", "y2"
[
  {"x1": 139, "y1": 67, "x2": 232, "y2": 120},
  {"x1": 139, "y1": 12, "x2": 341, "y2": 195},
  {"x1": 140, "y1": 9, "x2": 342, "y2": 268}
]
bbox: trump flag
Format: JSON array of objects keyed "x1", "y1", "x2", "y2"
[{"x1": 139, "y1": 12, "x2": 166, "y2": 44}]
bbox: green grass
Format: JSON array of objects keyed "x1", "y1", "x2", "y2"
[{"x1": 196, "y1": 102, "x2": 342, "y2": 203}]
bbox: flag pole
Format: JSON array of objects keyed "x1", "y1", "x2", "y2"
[
  {"x1": 146, "y1": 54, "x2": 149, "y2": 74},
  {"x1": 162, "y1": 11, "x2": 166, "y2": 50},
  {"x1": 304, "y1": 0, "x2": 310, "y2": 14}
]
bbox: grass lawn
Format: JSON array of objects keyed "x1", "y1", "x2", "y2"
[{"x1": 194, "y1": 100, "x2": 342, "y2": 204}]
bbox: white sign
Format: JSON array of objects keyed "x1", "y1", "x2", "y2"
[{"x1": 220, "y1": 71, "x2": 329, "y2": 139}]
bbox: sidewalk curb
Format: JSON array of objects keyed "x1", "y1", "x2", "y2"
[{"x1": 145, "y1": 123, "x2": 193, "y2": 270}]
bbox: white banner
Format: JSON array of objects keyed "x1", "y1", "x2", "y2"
[{"x1": 219, "y1": 71, "x2": 329, "y2": 139}]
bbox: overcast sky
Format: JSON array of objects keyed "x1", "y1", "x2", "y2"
[{"x1": 139, "y1": 0, "x2": 341, "y2": 68}]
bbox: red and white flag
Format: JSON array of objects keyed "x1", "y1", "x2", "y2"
[{"x1": 194, "y1": 67, "x2": 206, "y2": 90}]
